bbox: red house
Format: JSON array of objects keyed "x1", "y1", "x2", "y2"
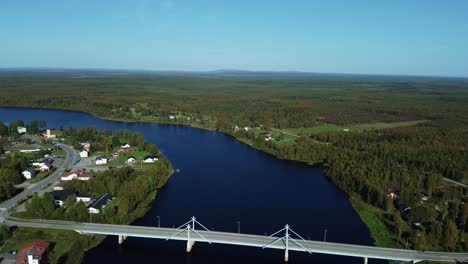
[
  {"x1": 16, "y1": 241, "x2": 50, "y2": 264},
  {"x1": 120, "y1": 147, "x2": 135, "y2": 153}
]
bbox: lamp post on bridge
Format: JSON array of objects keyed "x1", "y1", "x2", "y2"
[
  {"x1": 324, "y1": 229, "x2": 327, "y2": 242},
  {"x1": 157, "y1": 216, "x2": 160, "y2": 227},
  {"x1": 237, "y1": 221, "x2": 240, "y2": 233}
]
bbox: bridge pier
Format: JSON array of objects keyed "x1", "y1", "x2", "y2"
[
  {"x1": 186, "y1": 240, "x2": 195, "y2": 253},
  {"x1": 363, "y1": 257, "x2": 368, "y2": 264},
  {"x1": 118, "y1": 235, "x2": 127, "y2": 245}
]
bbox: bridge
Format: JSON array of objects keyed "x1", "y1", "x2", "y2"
[{"x1": 6, "y1": 217, "x2": 468, "y2": 263}]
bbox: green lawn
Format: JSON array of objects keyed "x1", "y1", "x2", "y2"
[{"x1": 283, "y1": 120, "x2": 429, "y2": 136}]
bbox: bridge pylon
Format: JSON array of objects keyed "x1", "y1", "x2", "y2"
[
  {"x1": 166, "y1": 216, "x2": 212, "y2": 253},
  {"x1": 262, "y1": 224, "x2": 312, "y2": 262}
]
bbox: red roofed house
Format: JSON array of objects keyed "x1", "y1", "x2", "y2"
[
  {"x1": 120, "y1": 147, "x2": 134, "y2": 153},
  {"x1": 384, "y1": 189, "x2": 398, "y2": 200},
  {"x1": 16, "y1": 241, "x2": 50, "y2": 264},
  {"x1": 61, "y1": 169, "x2": 93, "y2": 181}
]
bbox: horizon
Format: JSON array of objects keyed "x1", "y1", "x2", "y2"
[
  {"x1": 1, "y1": 1, "x2": 467, "y2": 77},
  {"x1": 1, "y1": 67, "x2": 467, "y2": 79}
]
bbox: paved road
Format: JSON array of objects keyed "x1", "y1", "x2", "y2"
[
  {"x1": 442, "y1": 177, "x2": 467, "y2": 189},
  {"x1": 5, "y1": 218, "x2": 468, "y2": 263},
  {"x1": 0, "y1": 144, "x2": 75, "y2": 219}
]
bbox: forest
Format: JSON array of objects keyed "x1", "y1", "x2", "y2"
[{"x1": 0, "y1": 70, "x2": 467, "y2": 252}]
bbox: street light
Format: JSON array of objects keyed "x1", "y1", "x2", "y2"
[
  {"x1": 157, "y1": 216, "x2": 160, "y2": 227},
  {"x1": 324, "y1": 229, "x2": 328, "y2": 242},
  {"x1": 237, "y1": 221, "x2": 240, "y2": 233}
]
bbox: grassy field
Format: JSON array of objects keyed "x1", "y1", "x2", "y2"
[{"x1": 283, "y1": 120, "x2": 429, "y2": 136}]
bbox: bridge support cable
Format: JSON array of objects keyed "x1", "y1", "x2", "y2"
[
  {"x1": 165, "y1": 216, "x2": 212, "y2": 252},
  {"x1": 261, "y1": 224, "x2": 312, "y2": 262}
]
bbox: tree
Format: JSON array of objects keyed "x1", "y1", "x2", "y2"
[
  {"x1": 443, "y1": 220, "x2": 459, "y2": 250},
  {"x1": 393, "y1": 211, "x2": 404, "y2": 241}
]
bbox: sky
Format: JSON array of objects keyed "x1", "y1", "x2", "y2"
[{"x1": 1, "y1": 0, "x2": 467, "y2": 77}]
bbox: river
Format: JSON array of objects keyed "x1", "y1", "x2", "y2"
[{"x1": 0, "y1": 107, "x2": 384, "y2": 264}]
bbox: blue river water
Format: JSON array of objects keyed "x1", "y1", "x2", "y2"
[{"x1": 0, "y1": 107, "x2": 384, "y2": 264}]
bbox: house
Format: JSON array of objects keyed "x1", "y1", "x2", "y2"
[
  {"x1": 259, "y1": 132, "x2": 273, "y2": 141},
  {"x1": 126, "y1": 156, "x2": 136, "y2": 163},
  {"x1": 168, "y1": 114, "x2": 176, "y2": 120},
  {"x1": 88, "y1": 194, "x2": 113, "y2": 214},
  {"x1": 22, "y1": 168, "x2": 36, "y2": 179},
  {"x1": 52, "y1": 190, "x2": 76, "y2": 207},
  {"x1": 19, "y1": 148, "x2": 41, "y2": 153},
  {"x1": 143, "y1": 155, "x2": 159, "y2": 163},
  {"x1": 61, "y1": 169, "x2": 93, "y2": 181},
  {"x1": 79, "y1": 142, "x2": 90, "y2": 151},
  {"x1": 243, "y1": 127, "x2": 250, "y2": 131},
  {"x1": 384, "y1": 189, "x2": 398, "y2": 200},
  {"x1": 15, "y1": 241, "x2": 49, "y2": 264},
  {"x1": 343, "y1": 128, "x2": 349, "y2": 132},
  {"x1": 53, "y1": 181, "x2": 67, "y2": 191},
  {"x1": 76, "y1": 195, "x2": 92, "y2": 203},
  {"x1": 420, "y1": 193, "x2": 429, "y2": 203},
  {"x1": 120, "y1": 147, "x2": 134, "y2": 153},
  {"x1": 121, "y1": 143, "x2": 131, "y2": 149},
  {"x1": 17, "y1": 126, "x2": 27, "y2": 134},
  {"x1": 79, "y1": 149, "x2": 89, "y2": 158},
  {"x1": 95, "y1": 157, "x2": 108, "y2": 165},
  {"x1": 112, "y1": 152, "x2": 120, "y2": 158},
  {"x1": 42, "y1": 129, "x2": 56, "y2": 139},
  {"x1": 40, "y1": 162, "x2": 51, "y2": 172}
]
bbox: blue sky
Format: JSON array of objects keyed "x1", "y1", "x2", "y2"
[{"x1": 1, "y1": 0, "x2": 467, "y2": 77}]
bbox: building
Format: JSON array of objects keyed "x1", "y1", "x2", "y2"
[
  {"x1": 112, "y1": 152, "x2": 120, "y2": 158},
  {"x1": 76, "y1": 195, "x2": 92, "y2": 203},
  {"x1": 19, "y1": 148, "x2": 41, "y2": 153},
  {"x1": 61, "y1": 169, "x2": 93, "y2": 181},
  {"x1": 53, "y1": 181, "x2": 67, "y2": 191},
  {"x1": 39, "y1": 162, "x2": 51, "y2": 172},
  {"x1": 17, "y1": 126, "x2": 27, "y2": 134},
  {"x1": 22, "y1": 168, "x2": 36, "y2": 179},
  {"x1": 95, "y1": 157, "x2": 108, "y2": 165},
  {"x1": 88, "y1": 194, "x2": 113, "y2": 214},
  {"x1": 143, "y1": 155, "x2": 159, "y2": 163},
  {"x1": 126, "y1": 156, "x2": 136, "y2": 163},
  {"x1": 121, "y1": 143, "x2": 131, "y2": 149},
  {"x1": 384, "y1": 189, "x2": 398, "y2": 200},
  {"x1": 15, "y1": 241, "x2": 50, "y2": 264},
  {"x1": 52, "y1": 190, "x2": 76, "y2": 207},
  {"x1": 80, "y1": 142, "x2": 91, "y2": 151},
  {"x1": 79, "y1": 149, "x2": 89, "y2": 158},
  {"x1": 259, "y1": 132, "x2": 273, "y2": 141},
  {"x1": 120, "y1": 147, "x2": 134, "y2": 153},
  {"x1": 42, "y1": 129, "x2": 56, "y2": 140}
]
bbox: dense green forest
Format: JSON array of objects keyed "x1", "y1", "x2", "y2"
[{"x1": 0, "y1": 70, "x2": 467, "y2": 252}]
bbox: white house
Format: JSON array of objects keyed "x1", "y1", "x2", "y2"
[
  {"x1": 76, "y1": 195, "x2": 92, "y2": 203},
  {"x1": 19, "y1": 148, "x2": 40, "y2": 153},
  {"x1": 126, "y1": 156, "x2": 136, "y2": 163},
  {"x1": 79, "y1": 149, "x2": 89, "y2": 158},
  {"x1": 169, "y1": 114, "x2": 176, "y2": 120},
  {"x1": 88, "y1": 194, "x2": 113, "y2": 214},
  {"x1": 121, "y1": 143, "x2": 131, "y2": 149},
  {"x1": 22, "y1": 168, "x2": 36, "y2": 179},
  {"x1": 95, "y1": 157, "x2": 108, "y2": 165},
  {"x1": 40, "y1": 163, "x2": 51, "y2": 172},
  {"x1": 43, "y1": 129, "x2": 56, "y2": 139},
  {"x1": 143, "y1": 155, "x2": 159, "y2": 163},
  {"x1": 80, "y1": 142, "x2": 91, "y2": 151},
  {"x1": 17, "y1": 126, "x2": 27, "y2": 134},
  {"x1": 61, "y1": 170, "x2": 93, "y2": 181}
]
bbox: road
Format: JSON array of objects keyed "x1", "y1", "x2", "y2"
[
  {"x1": 442, "y1": 177, "x2": 468, "y2": 189},
  {"x1": 0, "y1": 143, "x2": 75, "y2": 220},
  {"x1": 5, "y1": 218, "x2": 468, "y2": 263}
]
